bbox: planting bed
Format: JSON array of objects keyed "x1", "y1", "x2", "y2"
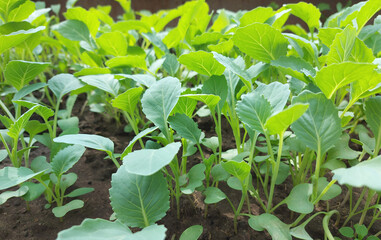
[{"x1": 1, "y1": 0, "x2": 381, "y2": 239}]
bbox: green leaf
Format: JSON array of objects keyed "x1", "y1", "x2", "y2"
[
  {"x1": 4, "y1": 60, "x2": 49, "y2": 90},
  {"x1": 208, "y1": 39, "x2": 234, "y2": 54},
  {"x1": 236, "y1": 93, "x2": 272, "y2": 134},
  {"x1": 354, "y1": 224, "x2": 368, "y2": 239},
  {"x1": 181, "y1": 94, "x2": 221, "y2": 113},
  {"x1": 52, "y1": 20, "x2": 90, "y2": 42},
  {"x1": 118, "y1": 74, "x2": 156, "y2": 88},
  {"x1": 192, "y1": 32, "x2": 222, "y2": 46},
  {"x1": 51, "y1": 145, "x2": 86, "y2": 176},
  {"x1": 13, "y1": 82, "x2": 46, "y2": 101},
  {"x1": 265, "y1": 104, "x2": 309, "y2": 135},
  {"x1": 212, "y1": 52, "x2": 252, "y2": 83},
  {"x1": 21, "y1": 182, "x2": 45, "y2": 201},
  {"x1": 179, "y1": 225, "x2": 203, "y2": 240},
  {"x1": 0, "y1": 185, "x2": 28, "y2": 204},
  {"x1": 48, "y1": 74, "x2": 83, "y2": 100},
  {"x1": 123, "y1": 142, "x2": 181, "y2": 176},
  {"x1": 24, "y1": 120, "x2": 48, "y2": 138},
  {"x1": 13, "y1": 100, "x2": 54, "y2": 120},
  {"x1": 318, "y1": 28, "x2": 342, "y2": 47},
  {"x1": 284, "y1": 183, "x2": 313, "y2": 214},
  {"x1": 97, "y1": 31, "x2": 127, "y2": 56},
  {"x1": 291, "y1": 91, "x2": 341, "y2": 154},
  {"x1": 271, "y1": 56, "x2": 315, "y2": 83},
  {"x1": 112, "y1": 87, "x2": 143, "y2": 116},
  {"x1": 290, "y1": 224, "x2": 313, "y2": 240},
  {"x1": 0, "y1": 150, "x2": 8, "y2": 162},
  {"x1": 171, "y1": 97, "x2": 197, "y2": 118},
  {"x1": 80, "y1": 74, "x2": 120, "y2": 97},
  {"x1": 110, "y1": 169, "x2": 170, "y2": 228},
  {"x1": 350, "y1": 67, "x2": 381, "y2": 104},
  {"x1": 163, "y1": 54, "x2": 179, "y2": 76},
  {"x1": 314, "y1": 62, "x2": 377, "y2": 99},
  {"x1": 284, "y1": 2, "x2": 321, "y2": 30},
  {"x1": 203, "y1": 187, "x2": 226, "y2": 204},
  {"x1": 8, "y1": 105, "x2": 39, "y2": 139},
  {"x1": 239, "y1": 7, "x2": 275, "y2": 26},
  {"x1": 120, "y1": 126, "x2": 158, "y2": 159},
  {"x1": 178, "y1": 51, "x2": 225, "y2": 77},
  {"x1": 317, "y1": 177, "x2": 342, "y2": 201},
  {"x1": 339, "y1": 227, "x2": 354, "y2": 238},
  {"x1": 365, "y1": 97, "x2": 381, "y2": 151},
  {"x1": 105, "y1": 56, "x2": 147, "y2": 70},
  {"x1": 64, "y1": 7, "x2": 100, "y2": 37},
  {"x1": 355, "y1": 0, "x2": 381, "y2": 34},
  {"x1": 66, "y1": 188, "x2": 94, "y2": 198},
  {"x1": 254, "y1": 82, "x2": 290, "y2": 114},
  {"x1": 233, "y1": 23, "x2": 288, "y2": 63},
  {"x1": 8, "y1": 0, "x2": 35, "y2": 21},
  {"x1": 169, "y1": 114, "x2": 201, "y2": 144},
  {"x1": 52, "y1": 199, "x2": 84, "y2": 218},
  {"x1": 112, "y1": 20, "x2": 150, "y2": 33},
  {"x1": 221, "y1": 160, "x2": 250, "y2": 183},
  {"x1": 248, "y1": 214, "x2": 291, "y2": 240},
  {"x1": 74, "y1": 68, "x2": 111, "y2": 77},
  {"x1": 326, "y1": 25, "x2": 356, "y2": 64},
  {"x1": 327, "y1": 133, "x2": 360, "y2": 161},
  {"x1": 53, "y1": 134, "x2": 114, "y2": 155},
  {"x1": 333, "y1": 156, "x2": 381, "y2": 191},
  {"x1": 202, "y1": 75, "x2": 228, "y2": 111},
  {"x1": 141, "y1": 77, "x2": 181, "y2": 138},
  {"x1": 284, "y1": 33, "x2": 318, "y2": 63},
  {"x1": 181, "y1": 164, "x2": 205, "y2": 194},
  {"x1": 0, "y1": 167, "x2": 43, "y2": 190},
  {"x1": 0, "y1": 26, "x2": 45, "y2": 54},
  {"x1": 60, "y1": 173, "x2": 78, "y2": 190}
]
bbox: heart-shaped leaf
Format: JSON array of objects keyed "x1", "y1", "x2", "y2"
[
  {"x1": 283, "y1": 183, "x2": 313, "y2": 214},
  {"x1": 48, "y1": 74, "x2": 83, "y2": 100},
  {"x1": 178, "y1": 51, "x2": 225, "y2": 77},
  {"x1": 248, "y1": 214, "x2": 291, "y2": 239}
]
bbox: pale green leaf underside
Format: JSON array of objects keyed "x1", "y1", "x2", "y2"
[{"x1": 53, "y1": 134, "x2": 114, "y2": 154}]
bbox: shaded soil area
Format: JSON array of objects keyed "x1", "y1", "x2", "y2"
[{"x1": 0, "y1": 94, "x2": 380, "y2": 240}]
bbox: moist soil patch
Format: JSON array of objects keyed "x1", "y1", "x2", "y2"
[{"x1": 0, "y1": 95, "x2": 379, "y2": 239}]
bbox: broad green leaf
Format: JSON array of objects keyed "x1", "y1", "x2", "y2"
[
  {"x1": 350, "y1": 68, "x2": 381, "y2": 104},
  {"x1": 318, "y1": 28, "x2": 342, "y2": 47},
  {"x1": 65, "y1": 188, "x2": 94, "y2": 198},
  {"x1": 24, "y1": 120, "x2": 48, "y2": 138},
  {"x1": 233, "y1": 23, "x2": 288, "y2": 63},
  {"x1": 13, "y1": 100, "x2": 54, "y2": 120},
  {"x1": 179, "y1": 225, "x2": 203, "y2": 240},
  {"x1": 265, "y1": 104, "x2": 309, "y2": 135},
  {"x1": 333, "y1": 156, "x2": 381, "y2": 191},
  {"x1": 57, "y1": 219, "x2": 166, "y2": 240},
  {"x1": 0, "y1": 150, "x2": 7, "y2": 162},
  {"x1": 110, "y1": 169, "x2": 170, "y2": 228},
  {"x1": 181, "y1": 94, "x2": 220, "y2": 112},
  {"x1": 314, "y1": 62, "x2": 377, "y2": 99},
  {"x1": 0, "y1": 26, "x2": 45, "y2": 54},
  {"x1": 118, "y1": 74, "x2": 156, "y2": 88},
  {"x1": 208, "y1": 39, "x2": 234, "y2": 54},
  {"x1": 203, "y1": 187, "x2": 226, "y2": 204},
  {"x1": 285, "y1": 2, "x2": 321, "y2": 30},
  {"x1": 0, "y1": 185, "x2": 28, "y2": 204},
  {"x1": 53, "y1": 134, "x2": 114, "y2": 155},
  {"x1": 52, "y1": 20, "x2": 91, "y2": 43},
  {"x1": 210, "y1": 9, "x2": 229, "y2": 32},
  {"x1": 74, "y1": 68, "x2": 111, "y2": 77},
  {"x1": 105, "y1": 56, "x2": 147, "y2": 70},
  {"x1": 349, "y1": 37, "x2": 375, "y2": 63},
  {"x1": 284, "y1": 183, "x2": 313, "y2": 214},
  {"x1": 327, "y1": 133, "x2": 360, "y2": 161},
  {"x1": 4, "y1": 60, "x2": 48, "y2": 91},
  {"x1": 284, "y1": 33, "x2": 318, "y2": 63},
  {"x1": 123, "y1": 142, "x2": 181, "y2": 176},
  {"x1": 48, "y1": 74, "x2": 83, "y2": 100},
  {"x1": 191, "y1": 32, "x2": 222, "y2": 45},
  {"x1": 171, "y1": 97, "x2": 197, "y2": 118},
  {"x1": 80, "y1": 74, "x2": 120, "y2": 97},
  {"x1": 0, "y1": 0, "x2": 22, "y2": 19},
  {"x1": 112, "y1": 20, "x2": 150, "y2": 33},
  {"x1": 239, "y1": 7, "x2": 274, "y2": 26},
  {"x1": 52, "y1": 199, "x2": 84, "y2": 218},
  {"x1": 326, "y1": 25, "x2": 356, "y2": 64},
  {"x1": 59, "y1": 173, "x2": 78, "y2": 190},
  {"x1": 58, "y1": 117, "x2": 79, "y2": 132},
  {"x1": 290, "y1": 224, "x2": 313, "y2": 240},
  {"x1": 97, "y1": 31, "x2": 127, "y2": 56},
  {"x1": 236, "y1": 93, "x2": 272, "y2": 134},
  {"x1": 8, "y1": 105, "x2": 39, "y2": 139},
  {"x1": 339, "y1": 227, "x2": 355, "y2": 238},
  {"x1": 112, "y1": 87, "x2": 143, "y2": 116},
  {"x1": 64, "y1": 7, "x2": 100, "y2": 37},
  {"x1": 178, "y1": 51, "x2": 225, "y2": 77},
  {"x1": 181, "y1": 164, "x2": 206, "y2": 194},
  {"x1": 248, "y1": 214, "x2": 291, "y2": 240},
  {"x1": 0, "y1": 167, "x2": 43, "y2": 190},
  {"x1": 317, "y1": 177, "x2": 342, "y2": 201},
  {"x1": 51, "y1": 145, "x2": 86, "y2": 176},
  {"x1": 203, "y1": 137, "x2": 219, "y2": 154},
  {"x1": 163, "y1": 54, "x2": 179, "y2": 76},
  {"x1": 291, "y1": 91, "x2": 341, "y2": 154},
  {"x1": 356, "y1": 0, "x2": 381, "y2": 34},
  {"x1": 221, "y1": 160, "x2": 250, "y2": 183},
  {"x1": 13, "y1": 82, "x2": 46, "y2": 101},
  {"x1": 141, "y1": 32, "x2": 169, "y2": 54},
  {"x1": 271, "y1": 56, "x2": 315, "y2": 83},
  {"x1": 120, "y1": 126, "x2": 158, "y2": 159},
  {"x1": 169, "y1": 114, "x2": 201, "y2": 144},
  {"x1": 254, "y1": 82, "x2": 290, "y2": 114},
  {"x1": 141, "y1": 77, "x2": 181, "y2": 138},
  {"x1": 212, "y1": 52, "x2": 252, "y2": 83},
  {"x1": 8, "y1": 0, "x2": 35, "y2": 21},
  {"x1": 202, "y1": 75, "x2": 228, "y2": 111},
  {"x1": 21, "y1": 182, "x2": 45, "y2": 201},
  {"x1": 365, "y1": 96, "x2": 381, "y2": 152}
]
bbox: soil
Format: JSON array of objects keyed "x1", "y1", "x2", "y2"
[{"x1": 0, "y1": 94, "x2": 380, "y2": 240}]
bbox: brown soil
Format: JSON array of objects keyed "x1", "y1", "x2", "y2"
[{"x1": 0, "y1": 94, "x2": 380, "y2": 240}]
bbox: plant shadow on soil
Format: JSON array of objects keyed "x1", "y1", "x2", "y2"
[{"x1": 0, "y1": 94, "x2": 379, "y2": 240}]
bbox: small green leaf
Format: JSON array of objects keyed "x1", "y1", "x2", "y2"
[
  {"x1": 248, "y1": 214, "x2": 292, "y2": 240},
  {"x1": 8, "y1": 0, "x2": 35, "y2": 22},
  {"x1": 163, "y1": 54, "x2": 179, "y2": 76},
  {"x1": 212, "y1": 52, "x2": 252, "y2": 83},
  {"x1": 13, "y1": 100, "x2": 54, "y2": 120},
  {"x1": 181, "y1": 94, "x2": 220, "y2": 113},
  {"x1": 54, "y1": 134, "x2": 114, "y2": 155},
  {"x1": 179, "y1": 225, "x2": 203, "y2": 240},
  {"x1": 80, "y1": 74, "x2": 120, "y2": 97},
  {"x1": 221, "y1": 160, "x2": 250, "y2": 183},
  {"x1": 178, "y1": 51, "x2": 225, "y2": 77},
  {"x1": 171, "y1": 97, "x2": 197, "y2": 118},
  {"x1": 110, "y1": 169, "x2": 170, "y2": 228},
  {"x1": 317, "y1": 177, "x2": 342, "y2": 201},
  {"x1": 169, "y1": 114, "x2": 202, "y2": 144},
  {"x1": 284, "y1": 183, "x2": 313, "y2": 214},
  {"x1": 112, "y1": 87, "x2": 143, "y2": 116},
  {"x1": 355, "y1": 0, "x2": 381, "y2": 34},
  {"x1": 8, "y1": 105, "x2": 39, "y2": 139},
  {"x1": 333, "y1": 156, "x2": 381, "y2": 191},
  {"x1": 120, "y1": 126, "x2": 158, "y2": 159},
  {"x1": 0, "y1": 185, "x2": 28, "y2": 204},
  {"x1": 52, "y1": 199, "x2": 84, "y2": 218},
  {"x1": 123, "y1": 142, "x2": 181, "y2": 176},
  {"x1": 105, "y1": 56, "x2": 147, "y2": 70},
  {"x1": 48, "y1": 74, "x2": 83, "y2": 100},
  {"x1": 181, "y1": 164, "x2": 205, "y2": 194},
  {"x1": 0, "y1": 167, "x2": 43, "y2": 190},
  {"x1": 240, "y1": 7, "x2": 275, "y2": 26},
  {"x1": 365, "y1": 96, "x2": 381, "y2": 153},
  {"x1": 254, "y1": 82, "x2": 290, "y2": 114},
  {"x1": 0, "y1": 26, "x2": 45, "y2": 54},
  {"x1": 290, "y1": 224, "x2": 313, "y2": 240},
  {"x1": 4, "y1": 60, "x2": 49, "y2": 90},
  {"x1": 204, "y1": 187, "x2": 226, "y2": 204},
  {"x1": 284, "y1": 2, "x2": 321, "y2": 30},
  {"x1": 339, "y1": 227, "x2": 354, "y2": 237},
  {"x1": 52, "y1": 20, "x2": 90, "y2": 42},
  {"x1": 66, "y1": 188, "x2": 94, "y2": 198},
  {"x1": 21, "y1": 182, "x2": 45, "y2": 201},
  {"x1": 271, "y1": 56, "x2": 315, "y2": 83},
  {"x1": 13, "y1": 82, "x2": 46, "y2": 101},
  {"x1": 233, "y1": 23, "x2": 288, "y2": 63},
  {"x1": 97, "y1": 31, "x2": 127, "y2": 56},
  {"x1": 51, "y1": 145, "x2": 86, "y2": 176}
]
